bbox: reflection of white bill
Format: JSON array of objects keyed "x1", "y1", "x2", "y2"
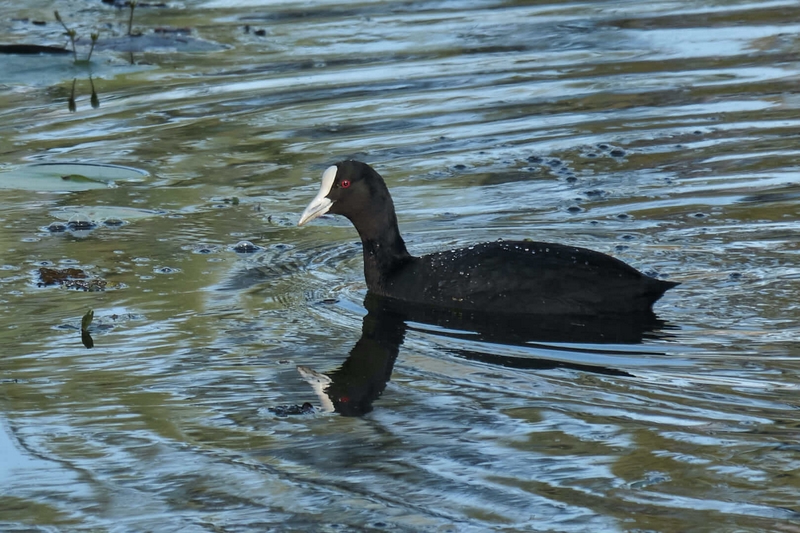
[{"x1": 296, "y1": 365, "x2": 335, "y2": 413}]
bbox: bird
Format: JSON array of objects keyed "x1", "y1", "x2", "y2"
[{"x1": 298, "y1": 160, "x2": 677, "y2": 316}]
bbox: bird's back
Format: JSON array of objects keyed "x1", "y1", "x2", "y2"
[{"x1": 381, "y1": 240, "x2": 676, "y2": 315}]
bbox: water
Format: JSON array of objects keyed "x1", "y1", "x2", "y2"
[{"x1": 1, "y1": 0, "x2": 800, "y2": 531}]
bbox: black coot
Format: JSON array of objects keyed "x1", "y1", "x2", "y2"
[{"x1": 298, "y1": 160, "x2": 677, "y2": 315}]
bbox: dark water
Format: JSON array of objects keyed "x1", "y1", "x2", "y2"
[{"x1": 1, "y1": 0, "x2": 800, "y2": 531}]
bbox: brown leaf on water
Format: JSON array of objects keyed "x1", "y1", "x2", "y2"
[
  {"x1": 38, "y1": 267, "x2": 86, "y2": 285},
  {"x1": 38, "y1": 267, "x2": 107, "y2": 291}
]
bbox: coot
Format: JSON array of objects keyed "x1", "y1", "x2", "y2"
[{"x1": 298, "y1": 160, "x2": 677, "y2": 315}]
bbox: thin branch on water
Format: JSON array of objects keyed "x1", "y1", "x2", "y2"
[
  {"x1": 127, "y1": 1, "x2": 138, "y2": 36},
  {"x1": 88, "y1": 32, "x2": 99, "y2": 61},
  {"x1": 54, "y1": 10, "x2": 78, "y2": 62}
]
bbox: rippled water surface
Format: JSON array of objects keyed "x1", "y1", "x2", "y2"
[{"x1": 2, "y1": 0, "x2": 800, "y2": 531}]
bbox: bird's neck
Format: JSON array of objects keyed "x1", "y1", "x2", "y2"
[{"x1": 353, "y1": 211, "x2": 412, "y2": 293}]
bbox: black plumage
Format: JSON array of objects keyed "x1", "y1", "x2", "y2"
[{"x1": 299, "y1": 160, "x2": 677, "y2": 315}]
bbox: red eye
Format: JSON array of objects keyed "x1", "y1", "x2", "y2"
[{"x1": 340, "y1": 179, "x2": 351, "y2": 189}]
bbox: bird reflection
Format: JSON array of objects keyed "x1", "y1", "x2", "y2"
[
  {"x1": 298, "y1": 303, "x2": 405, "y2": 417},
  {"x1": 290, "y1": 294, "x2": 674, "y2": 417}
]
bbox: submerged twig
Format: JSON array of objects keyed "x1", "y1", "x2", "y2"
[
  {"x1": 88, "y1": 31, "x2": 99, "y2": 61},
  {"x1": 54, "y1": 10, "x2": 78, "y2": 62}
]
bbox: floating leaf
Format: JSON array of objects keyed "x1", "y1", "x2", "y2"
[
  {"x1": 38, "y1": 267, "x2": 87, "y2": 286},
  {"x1": 60, "y1": 174, "x2": 94, "y2": 182},
  {"x1": 38, "y1": 267, "x2": 107, "y2": 291},
  {"x1": 0, "y1": 162, "x2": 147, "y2": 191}
]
